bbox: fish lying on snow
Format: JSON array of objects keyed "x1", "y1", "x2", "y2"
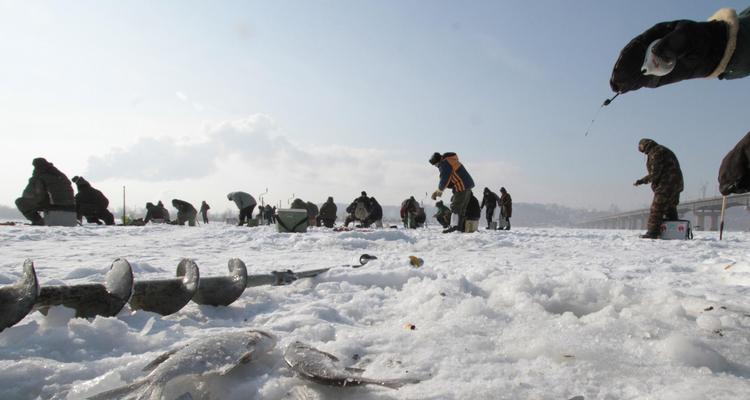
[
  {"x1": 283, "y1": 341, "x2": 421, "y2": 389},
  {"x1": 88, "y1": 330, "x2": 276, "y2": 400}
]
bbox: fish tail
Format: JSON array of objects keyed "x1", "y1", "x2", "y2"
[
  {"x1": 86, "y1": 379, "x2": 148, "y2": 399},
  {"x1": 364, "y1": 377, "x2": 421, "y2": 389}
]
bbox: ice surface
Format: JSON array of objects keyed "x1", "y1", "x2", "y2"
[{"x1": 1, "y1": 224, "x2": 750, "y2": 399}]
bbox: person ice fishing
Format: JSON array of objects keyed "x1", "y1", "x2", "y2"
[
  {"x1": 429, "y1": 152, "x2": 475, "y2": 233},
  {"x1": 610, "y1": 7, "x2": 750, "y2": 95},
  {"x1": 464, "y1": 193, "x2": 481, "y2": 233},
  {"x1": 171, "y1": 199, "x2": 198, "y2": 226},
  {"x1": 498, "y1": 187, "x2": 512, "y2": 230},
  {"x1": 480, "y1": 187, "x2": 499, "y2": 229},
  {"x1": 264, "y1": 204, "x2": 274, "y2": 225},
  {"x1": 344, "y1": 191, "x2": 371, "y2": 227},
  {"x1": 634, "y1": 139, "x2": 684, "y2": 239},
  {"x1": 15, "y1": 158, "x2": 76, "y2": 226},
  {"x1": 71, "y1": 176, "x2": 115, "y2": 225},
  {"x1": 364, "y1": 197, "x2": 384, "y2": 228},
  {"x1": 719, "y1": 131, "x2": 750, "y2": 195},
  {"x1": 400, "y1": 196, "x2": 420, "y2": 228},
  {"x1": 318, "y1": 197, "x2": 338, "y2": 228},
  {"x1": 227, "y1": 191, "x2": 257, "y2": 226},
  {"x1": 199, "y1": 201, "x2": 210, "y2": 224},
  {"x1": 433, "y1": 200, "x2": 452, "y2": 228},
  {"x1": 144, "y1": 202, "x2": 169, "y2": 224}
]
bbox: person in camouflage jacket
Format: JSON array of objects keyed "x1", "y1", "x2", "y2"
[{"x1": 634, "y1": 138, "x2": 684, "y2": 238}]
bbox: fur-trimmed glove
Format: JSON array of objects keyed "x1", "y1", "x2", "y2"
[{"x1": 610, "y1": 19, "x2": 729, "y2": 93}]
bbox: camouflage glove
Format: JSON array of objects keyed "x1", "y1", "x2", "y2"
[
  {"x1": 431, "y1": 189, "x2": 443, "y2": 200},
  {"x1": 610, "y1": 19, "x2": 728, "y2": 93},
  {"x1": 634, "y1": 179, "x2": 646, "y2": 186}
]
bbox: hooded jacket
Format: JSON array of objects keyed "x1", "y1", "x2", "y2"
[
  {"x1": 480, "y1": 188, "x2": 498, "y2": 210},
  {"x1": 227, "y1": 191, "x2": 257, "y2": 209},
  {"x1": 437, "y1": 153, "x2": 475, "y2": 193},
  {"x1": 638, "y1": 139, "x2": 684, "y2": 194},
  {"x1": 22, "y1": 158, "x2": 75, "y2": 209},
  {"x1": 319, "y1": 197, "x2": 338, "y2": 220},
  {"x1": 72, "y1": 176, "x2": 109, "y2": 214}
]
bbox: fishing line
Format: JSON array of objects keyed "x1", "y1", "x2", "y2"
[{"x1": 584, "y1": 92, "x2": 620, "y2": 136}]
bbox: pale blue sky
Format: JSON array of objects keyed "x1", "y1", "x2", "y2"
[{"x1": 2, "y1": 1, "x2": 749, "y2": 213}]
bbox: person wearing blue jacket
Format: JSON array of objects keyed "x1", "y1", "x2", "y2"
[{"x1": 429, "y1": 152, "x2": 475, "y2": 233}]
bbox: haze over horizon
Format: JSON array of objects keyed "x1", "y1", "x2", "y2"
[{"x1": 2, "y1": 1, "x2": 749, "y2": 214}]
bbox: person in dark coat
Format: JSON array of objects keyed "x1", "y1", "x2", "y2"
[
  {"x1": 344, "y1": 191, "x2": 371, "y2": 227},
  {"x1": 71, "y1": 176, "x2": 114, "y2": 225},
  {"x1": 264, "y1": 204, "x2": 274, "y2": 225},
  {"x1": 156, "y1": 201, "x2": 171, "y2": 222},
  {"x1": 498, "y1": 187, "x2": 512, "y2": 230},
  {"x1": 171, "y1": 199, "x2": 198, "y2": 226},
  {"x1": 634, "y1": 138, "x2": 684, "y2": 239},
  {"x1": 199, "y1": 201, "x2": 210, "y2": 224},
  {"x1": 465, "y1": 194, "x2": 481, "y2": 232},
  {"x1": 480, "y1": 187, "x2": 499, "y2": 229},
  {"x1": 227, "y1": 191, "x2": 257, "y2": 226},
  {"x1": 364, "y1": 197, "x2": 383, "y2": 228},
  {"x1": 429, "y1": 152, "x2": 475, "y2": 233},
  {"x1": 15, "y1": 158, "x2": 76, "y2": 225},
  {"x1": 719, "y1": 131, "x2": 750, "y2": 195},
  {"x1": 433, "y1": 200, "x2": 452, "y2": 228},
  {"x1": 400, "y1": 196, "x2": 421, "y2": 228},
  {"x1": 144, "y1": 202, "x2": 169, "y2": 224},
  {"x1": 305, "y1": 201, "x2": 319, "y2": 227},
  {"x1": 318, "y1": 197, "x2": 338, "y2": 228}
]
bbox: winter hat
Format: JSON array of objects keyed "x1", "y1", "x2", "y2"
[
  {"x1": 71, "y1": 176, "x2": 80, "y2": 183},
  {"x1": 429, "y1": 152, "x2": 442, "y2": 165},
  {"x1": 32, "y1": 157, "x2": 50, "y2": 169},
  {"x1": 327, "y1": 196, "x2": 333, "y2": 202},
  {"x1": 227, "y1": 193, "x2": 233, "y2": 200},
  {"x1": 500, "y1": 187, "x2": 506, "y2": 193},
  {"x1": 638, "y1": 138, "x2": 656, "y2": 153},
  {"x1": 361, "y1": 191, "x2": 367, "y2": 196}
]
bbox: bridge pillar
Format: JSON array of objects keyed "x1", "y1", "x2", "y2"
[
  {"x1": 695, "y1": 213, "x2": 706, "y2": 231},
  {"x1": 709, "y1": 213, "x2": 719, "y2": 231}
]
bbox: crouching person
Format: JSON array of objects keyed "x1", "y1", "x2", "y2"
[
  {"x1": 71, "y1": 176, "x2": 115, "y2": 225},
  {"x1": 15, "y1": 158, "x2": 76, "y2": 226},
  {"x1": 172, "y1": 199, "x2": 198, "y2": 226},
  {"x1": 318, "y1": 197, "x2": 338, "y2": 228}
]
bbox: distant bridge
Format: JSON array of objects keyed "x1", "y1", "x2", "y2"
[{"x1": 578, "y1": 193, "x2": 750, "y2": 231}]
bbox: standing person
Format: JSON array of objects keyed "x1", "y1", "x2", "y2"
[
  {"x1": 227, "y1": 191, "x2": 257, "y2": 226},
  {"x1": 15, "y1": 158, "x2": 76, "y2": 225},
  {"x1": 199, "y1": 201, "x2": 210, "y2": 224},
  {"x1": 498, "y1": 187, "x2": 513, "y2": 230},
  {"x1": 171, "y1": 199, "x2": 198, "y2": 226},
  {"x1": 71, "y1": 176, "x2": 115, "y2": 225},
  {"x1": 634, "y1": 138, "x2": 684, "y2": 239},
  {"x1": 264, "y1": 204, "x2": 274, "y2": 225},
  {"x1": 318, "y1": 197, "x2": 338, "y2": 228},
  {"x1": 480, "y1": 187, "x2": 499, "y2": 229},
  {"x1": 429, "y1": 152, "x2": 475, "y2": 233},
  {"x1": 433, "y1": 200, "x2": 452, "y2": 228}
]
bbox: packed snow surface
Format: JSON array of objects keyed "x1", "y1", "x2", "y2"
[{"x1": 2, "y1": 223, "x2": 750, "y2": 399}]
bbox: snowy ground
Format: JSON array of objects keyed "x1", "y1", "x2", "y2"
[{"x1": 2, "y1": 223, "x2": 750, "y2": 400}]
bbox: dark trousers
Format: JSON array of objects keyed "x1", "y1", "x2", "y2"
[
  {"x1": 82, "y1": 210, "x2": 115, "y2": 225},
  {"x1": 15, "y1": 197, "x2": 44, "y2": 224},
  {"x1": 239, "y1": 205, "x2": 256, "y2": 224},
  {"x1": 647, "y1": 192, "x2": 680, "y2": 235},
  {"x1": 450, "y1": 190, "x2": 472, "y2": 230},
  {"x1": 201, "y1": 211, "x2": 208, "y2": 224},
  {"x1": 177, "y1": 211, "x2": 197, "y2": 226},
  {"x1": 485, "y1": 207, "x2": 495, "y2": 227}
]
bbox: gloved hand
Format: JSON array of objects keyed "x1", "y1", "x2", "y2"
[
  {"x1": 633, "y1": 179, "x2": 645, "y2": 186},
  {"x1": 610, "y1": 19, "x2": 728, "y2": 93},
  {"x1": 431, "y1": 189, "x2": 443, "y2": 200}
]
